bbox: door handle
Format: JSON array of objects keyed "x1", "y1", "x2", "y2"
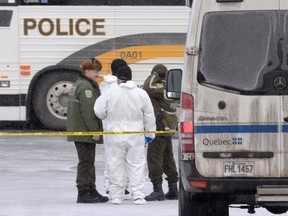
[{"x1": 284, "y1": 117, "x2": 288, "y2": 122}]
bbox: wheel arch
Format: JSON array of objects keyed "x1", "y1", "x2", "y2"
[{"x1": 26, "y1": 65, "x2": 82, "y2": 125}]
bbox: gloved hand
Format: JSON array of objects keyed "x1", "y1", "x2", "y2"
[{"x1": 145, "y1": 136, "x2": 153, "y2": 144}]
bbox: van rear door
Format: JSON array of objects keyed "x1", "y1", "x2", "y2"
[
  {"x1": 194, "y1": 9, "x2": 285, "y2": 178},
  {"x1": 272, "y1": 1, "x2": 288, "y2": 178}
]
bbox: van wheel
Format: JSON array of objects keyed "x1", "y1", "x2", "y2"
[
  {"x1": 32, "y1": 71, "x2": 78, "y2": 130},
  {"x1": 179, "y1": 179, "x2": 210, "y2": 216},
  {"x1": 189, "y1": 196, "x2": 228, "y2": 216},
  {"x1": 179, "y1": 179, "x2": 194, "y2": 216},
  {"x1": 208, "y1": 198, "x2": 229, "y2": 216},
  {"x1": 179, "y1": 179, "x2": 229, "y2": 216}
]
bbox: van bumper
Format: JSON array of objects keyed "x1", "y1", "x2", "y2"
[{"x1": 181, "y1": 160, "x2": 288, "y2": 204}]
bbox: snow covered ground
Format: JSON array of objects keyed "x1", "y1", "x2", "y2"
[{"x1": 0, "y1": 135, "x2": 276, "y2": 216}]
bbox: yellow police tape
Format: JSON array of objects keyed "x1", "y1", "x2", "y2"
[{"x1": 0, "y1": 130, "x2": 176, "y2": 137}]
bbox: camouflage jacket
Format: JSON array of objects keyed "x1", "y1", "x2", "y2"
[{"x1": 142, "y1": 72, "x2": 178, "y2": 134}]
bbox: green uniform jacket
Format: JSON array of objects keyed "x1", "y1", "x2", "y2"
[
  {"x1": 143, "y1": 72, "x2": 178, "y2": 134},
  {"x1": 67, "y1": 75, "x2": 103, "y2": 143}
]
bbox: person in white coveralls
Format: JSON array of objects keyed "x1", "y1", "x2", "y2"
[
  {"x1": 94, "y1": 65, "x2": 156, "y2": 205},
  {"x1": 101, "y1": 59, "x2": 127, "y2": 92},
  {"x1": 100, "y1": 59, "x2": 130, "y2": 195}
]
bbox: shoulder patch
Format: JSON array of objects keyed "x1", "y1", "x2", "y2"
[{"x1": 85, "y1": 90, "x2": 93, "y2": 98}]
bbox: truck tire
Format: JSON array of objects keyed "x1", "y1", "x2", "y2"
[
  {"x1": 266, "y1": 207, "x2": 287, "y2": 214},
  {"x1": 32, "y1": 70, "x2": 78, "y2": 130}
]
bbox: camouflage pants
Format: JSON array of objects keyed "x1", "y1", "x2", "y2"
[
  {"x1": 147, "y1": 136, "x2": 179, "y2": 184},
  {"x1": 75, "y1": 142, "x2": 96, "y2": 192}
]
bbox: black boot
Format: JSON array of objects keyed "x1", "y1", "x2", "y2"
[
  {"x1": 77, "y1": 189, "x2": 109, "y2": 203},
  {"x1": 165, "y1": 182, "x2": 178, "y2": 200},
  {"x1": 145, "y1": 182, "x2": 166, "y2": 201},
  {"x1": 89, "y1": 188, "x2": 109, "y2": 203},
  {"x1": 77, "y1": 190, "x2": 100, "y2": 203}
]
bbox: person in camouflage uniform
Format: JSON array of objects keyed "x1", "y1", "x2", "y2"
[
  {"x1": 142, "y1": 64, "x2": 179, "y2": 201},
  {"x1": 67, "y1": 57, "x2": 108, "y2": 204}
]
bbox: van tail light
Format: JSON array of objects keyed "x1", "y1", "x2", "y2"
[
  {"x1": 180, "y1": 93, "x2": 194, "y2": 153},
  {"x1": 190, "y1": 180, "x2": 207, "y2": 189}
]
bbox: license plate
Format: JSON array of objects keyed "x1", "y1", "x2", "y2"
[{"x1": 224, "y1": 161, "x2": 254, "y2": 177}]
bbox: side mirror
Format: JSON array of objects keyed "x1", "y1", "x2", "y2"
[{"x1": 165, "y1": 69, "x2": 182, "y2": 99}]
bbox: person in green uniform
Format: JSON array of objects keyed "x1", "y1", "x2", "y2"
[
  {"x1": 67, "y1": 57, "x2": 108, "y2": 203},
  {"x1": 142, "y1": 64, "x2": 179, "y2": 201}
]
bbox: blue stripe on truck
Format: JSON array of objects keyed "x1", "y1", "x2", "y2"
[
  {"x1": 195, "y1": 125, "x2": 279, "y2": 133},
  {"x1": 282, "y1": 125, "x2": 288, "y2": 132}
]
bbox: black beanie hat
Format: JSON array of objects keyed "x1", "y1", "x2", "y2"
[
  {"x1": 111, "y1": 59, "x2": 127, "y2": 76},
  {"x1": 117, "y1": 65, "x2": 132, "y2": 81},
  {"x1": 151, "y1": 64, "x2": 168, "y2": 77}
]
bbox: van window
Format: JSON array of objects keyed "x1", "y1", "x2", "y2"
[{"x1": 197, "y1": 11, "x2": 284, "y2": 95}]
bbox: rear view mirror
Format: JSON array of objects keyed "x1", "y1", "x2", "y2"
[{"x1": 165, "y1": 69, "x2": 182, "y2": 99}]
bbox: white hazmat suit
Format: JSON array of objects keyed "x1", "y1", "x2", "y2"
[
  {"x1": 94, "y1": 80, "x2": 155, "y2": 202},
  {"x1": 100, "y1": 74, "x2": 117, "y2": 193},
  {"x1": 101, "y1": 74, "x2": 117, "y2": 92}
]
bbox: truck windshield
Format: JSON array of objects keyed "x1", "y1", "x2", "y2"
[{"x1": 198, "y1": 11, "x2": 288, "y2": 95}]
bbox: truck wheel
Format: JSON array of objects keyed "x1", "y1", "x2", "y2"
[
  {"x1": 32, "y1": 71, "x2": 78, "y2": 130},
  {"x1": 266, "y1": 207, "x2": 287, "y2": 214}
]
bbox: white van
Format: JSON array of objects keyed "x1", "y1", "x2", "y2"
[{"x1": 166, "y1": 0, "x2": 288, "y2": 215}]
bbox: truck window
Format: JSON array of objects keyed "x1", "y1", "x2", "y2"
[{"x1": 0, "y1": 10, "x2": 13, "y2": 27}]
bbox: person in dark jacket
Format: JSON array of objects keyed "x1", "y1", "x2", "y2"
[
  {"x1": 142, "y1": 64, "x2": 179, "y2": 201},
  {"x1": 67, "y1": 57, "x2": 108, "y2": 204}
]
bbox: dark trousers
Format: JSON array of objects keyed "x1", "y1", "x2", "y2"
[
  {"x1": 75, "y1": 142, "x2": 96, "y2": 192},
  {"x1": 147, "y1": 136, "x2": 179, "y2": 184}
]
